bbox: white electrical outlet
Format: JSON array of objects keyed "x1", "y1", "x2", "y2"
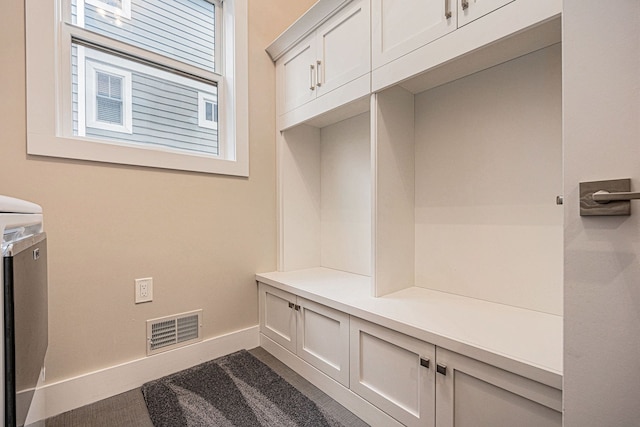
[{"x1": 135, "y1": 277, "x2": 153, "y2": 303}]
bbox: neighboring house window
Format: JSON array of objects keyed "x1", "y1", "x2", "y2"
[
  {"x1": 85, "y1": 0, "x2": 131, "y2": 20},
  {"x1": 83, "y1": 56, "x2": 133, "y2": 135},
  {"x1": 198, "y1": 92, "x2": 218, "y2": 130},
  {"x1": 26, "y1": 0, "x2": 249, "y2": 176}
]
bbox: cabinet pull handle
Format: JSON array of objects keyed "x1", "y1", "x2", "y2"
[
  {"x1": 288, "y1": 302, "x2": 295, "y2": 309},
  {"x1": 309, "y1": 64, "x2": 316, "y2": 91},
  {"x1": 316, "y1": 60, "x2": 323, "y2": 87},
  {"x1": 461, "y1": 0, "x2": 469, "y2": 10},
  {"x1": 294, "y1": 304, "x2": 301, "y2": 311},
  {"x1": 445, "y1": 0, "x2": 452, "y2": 18},
  {"x1": 420, "y1": 357, "x2": 430, "y2": 369},
  {"x1": 436, "y1": 363, "x2": 447, "y2": 376}
]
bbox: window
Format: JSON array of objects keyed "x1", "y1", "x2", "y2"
[
  {"x1": 198, "y1": 92, "x2": 218, "y2": 130},
  {"x1": 26, "y1": 0, "x2": 248, "y2": 176},
  {"x1": 83, "y1": 55, "x2": 133, "y2": 135}
]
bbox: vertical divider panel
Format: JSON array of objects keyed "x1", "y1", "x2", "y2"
[
  {"x1": 372, "y1": 86, "x2": 416, "y2": 297},
  {"x1": 279, "y1": 125, "x2": 322, "y2": 271}
]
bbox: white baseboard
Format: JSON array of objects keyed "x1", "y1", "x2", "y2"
[
  {"x1": 260, "y1": 334, "x2": 403, "y2": 427},
  {"x1": 25, "y1": 325, "x2": 259, "y2": 423}
]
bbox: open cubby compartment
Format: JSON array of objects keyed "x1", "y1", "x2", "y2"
[
  {"x1": 277, "y1": 103, "x2": 372, "y2": 278},
  {"x1": 373, "y1": 43, "x2": 563, "y2": 316}
]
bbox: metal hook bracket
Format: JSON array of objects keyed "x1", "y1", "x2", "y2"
[{"x1": 580, "y1": 179, "x2": 633, "y2": 216}]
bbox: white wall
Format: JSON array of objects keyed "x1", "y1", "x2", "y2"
[
  {"x1": 321, "y1": 113, "x2": 371, "y2": 276},
  {"x1": 414, "y1": 44, "x2": 563, "y2": 315},
  {"x1": 563, "y1": 0, "x2": 640, "y2": 425}
]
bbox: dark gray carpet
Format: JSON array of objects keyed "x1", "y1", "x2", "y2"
[{"x1": 142, "y1": 350, "x2": 354, "y2": 426}]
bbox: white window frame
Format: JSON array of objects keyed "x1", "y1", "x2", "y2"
[
  {"x1": 198, "y1": 92, "x2": 218, "y2": 130},
  {"x1": 84, "y1": 55, "x2": 133, "y2": 134},
  {"x1": 26, "y1": 0, "x2": 249, "y2": 177}
]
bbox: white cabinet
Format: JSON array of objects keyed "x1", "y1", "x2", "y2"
[
  {"x1": 372, "y1": 0, "x2": 515, "y2": 69},
  {"x1": 259, "y1": 284, "x2": 297, "y2": 353},
  {"x1": 349, "y1": 317, "x2": 562, "y2": 427},
  {"x1": 276, "y1": 0, "x2": 370, "y2": 115},
  {"x1": 435, "y1": 348, "x2": 562, "y2": 427},
  {"x1": 371, "y1": 0, "x2": 455, "y2": 69},
  {"x1": 277, "y1": 34, "x2": 317, "y2": 116},
  {"x1": 258, "y1": 283, "x2": 350, "y2": 386},
  {"x1": 350, "y1": 317, "x2": 436, "y2": 427}
]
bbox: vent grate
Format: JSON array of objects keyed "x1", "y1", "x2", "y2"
[{"x1": 147, "y1": 310, "x2": 202, "y2": 355}]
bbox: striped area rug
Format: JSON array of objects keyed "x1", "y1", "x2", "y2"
[{"x1": 142, "y1": 350, "x2": 352, "y2": 426}]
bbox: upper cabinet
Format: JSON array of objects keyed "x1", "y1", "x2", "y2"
[
  {"x1": 274, "y1": 0, "x2": 371, "y2": 128},
  {"x1": 372, "y1": 0, "x2": 515, "y2": 70},
  {"x1": 371, "y1": 0, "x2": 561, "y2": 92},
  {"x1": 315, "y1": 1, "x2": 370, "y2": 97},
  {"x1": 371, "y1": 0, "x2": 456, "y2": 70},
  {"x1": 269, "y1": 0, "x2": 560, "y2": 130},
  {"x1": 278, "y1": 34, "x2": 318, "y2": 116}
]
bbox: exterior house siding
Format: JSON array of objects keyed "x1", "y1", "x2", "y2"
[{"x1": 83, "y1": 0, "x2": 215, "y2": 70}]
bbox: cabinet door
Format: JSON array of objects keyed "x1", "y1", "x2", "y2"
[
  {"x1": 296, "y1": 297, "x2": 350, "y2": 387},
  {"x1": 435, "y1": 348, "x2": 562, "y2": 427},
  {"x1": 276, "y1": 33, "x2": 317, "y2": 114},
  {"x1": 258, "y1": 283, "x2": 297, "y2": 353},
  {"x1": 371, "y1": 0, "x2": 456, "y2": 69},
  {"x1": 350, "y1": 317, "x2": 435, "y2": 427},
  {"x1": 315, "y1": 0, "x2": 370, "y2": 98},
  {"x1": 457, "y1": 0, "x2": 515, "y2": 27}
]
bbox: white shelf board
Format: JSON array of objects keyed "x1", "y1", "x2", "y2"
[{"x1": 256, "y1": 267, "x2": 562, "y2": 389}]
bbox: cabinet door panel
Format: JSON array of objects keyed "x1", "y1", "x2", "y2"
[
  {"x1": 297, "y1": 297, "x2": 350, "y2": 386},
  {"x1": 316, "y1": 0, "x2": 370, "y2": 97},
  {"x1": 435, "y1": 348, "x2": 562, "y2": 427},
  {"x1": 457, "y1": 0, "x2": 515, "y2": 27},
  {"x1": 277, "y1": 34, "x2": 317, "y2": 114},
  {"x1": 372, "y1": 0, "x2": 456, "y2": 69},
  {"x1": 259, "y1": 284, "x2": 297, "y2": 353},
  {"x1": 350, "y1": 317, "x2": 435, "y2": 427}
]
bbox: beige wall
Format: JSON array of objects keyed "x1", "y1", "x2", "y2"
[{"x1": 0, "y1": 0, "x2": 314, "y2": 383}]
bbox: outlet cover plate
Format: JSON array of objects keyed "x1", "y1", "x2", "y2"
[{"x1": 135, "y1": 277, "x2": 153, "y2": 303}]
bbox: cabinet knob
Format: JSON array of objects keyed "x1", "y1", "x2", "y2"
[
  {"x1": 288, "y1": 302, "x2": 295, "y2": 309},
  {"x1": 461, "y1": 0, "x2": 469, "y2": 10},
  {"x1": 436, "y1": 363, "x2": 447, "y2": 376},
  {"x1": 420, "y1": 357, "x2": 430, "y2": 369}
]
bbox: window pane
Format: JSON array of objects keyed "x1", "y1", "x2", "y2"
[
  {"x1": 96, "y1": 72, "x2": 110, "y2": 96},
  {"x1": 205, "y1": 102, "x2": 213, "y2": 122},
  {"x1": 74, "y1": 44, "x2": 219, "y2": 155},
  {"x1": 109, "y1": 75, "x2": 122, "y2": 99},
  {"x1": 71, "y1": 0, "x2": 216, "y2": 71},
  {"x1": 97, "y1": 97, "x2": 123, "y2": 124}
]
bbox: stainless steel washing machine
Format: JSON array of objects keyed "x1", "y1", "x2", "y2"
[{"x1": 0, "y1": 196, "x2": 48, "y2": 427}]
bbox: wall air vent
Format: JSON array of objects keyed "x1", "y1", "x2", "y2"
[{"x1": 146, "y1": 310, "x2": 202, "y2": 355}]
